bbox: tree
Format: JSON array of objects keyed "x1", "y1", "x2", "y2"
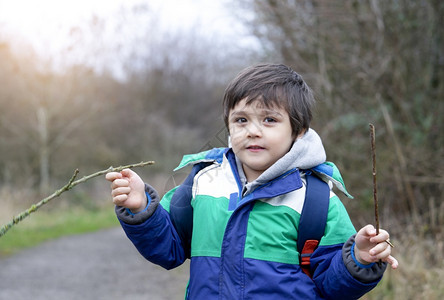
[
  {"x1": 234, "y1": 0, "x2": 444, "y2": 232},
  {"x1": 0, "y1": 3, "x2": 258, "y2": 203}
]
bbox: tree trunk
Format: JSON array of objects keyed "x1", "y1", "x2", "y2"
[{"x1": 37, "y1": 106, "x2": 50, "y2": 194}]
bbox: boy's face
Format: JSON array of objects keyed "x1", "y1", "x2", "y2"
[{"x1": 228, "y1": 99, "x2": 295, "y2": 182}]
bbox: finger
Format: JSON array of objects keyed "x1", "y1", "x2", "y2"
[
  {"x1": 385, "y1": 255, "x2": 399, "y2": 269},
  {"x1": 111, "y1": 178, "x2": 130, "y2": 189},
  {"x1": 112, "y1": 186, "x2": 131, "y2": 197},
  {"x1": 370, "y1": 229, "x2": 390, "y2": 244},
  {"x1": 113, "y1": 194, "x2": 128, "y2": 206},
  {"x1": 370, "y1": 242, "x2": 391, "y2": 260},
  {"x1": 105, "y1": 172, "x2": 122, "y2": 182}
]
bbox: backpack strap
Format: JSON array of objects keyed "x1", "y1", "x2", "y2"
[
  {"x1": 169, "y1": 161, "x2": 214, "y2": 259},
  {"x1": 297, "y1": 171, "x2": 330, "y2": 278}
]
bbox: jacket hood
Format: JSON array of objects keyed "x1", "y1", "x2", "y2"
[
  {"x1": 238, "y1": 128, "x2": 326, "y2": 193},
  {"x1": 174, "y1": 128, "x2": 352, "y2": 198}
]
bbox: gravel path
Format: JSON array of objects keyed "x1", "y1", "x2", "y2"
[{"x1": 0, "y1": 227, "x2": 189, "y2": 300}]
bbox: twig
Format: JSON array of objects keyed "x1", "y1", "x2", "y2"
[
  {"x1": 369, "y1": 124, "x2": 394, "y2": 251},
  {"x1": 0, "y1": 161, "x2": 155, "y2": 238},
  {"x1": 369, "y1": 123, "x2": 380, "y2": 235},
  {"x1": 369, "y1": 123, "x2": 383, "y2": 266}
]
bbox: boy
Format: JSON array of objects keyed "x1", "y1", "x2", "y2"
[{"x1": 106, "y1": 64, "x2": 398, "y2": 299}]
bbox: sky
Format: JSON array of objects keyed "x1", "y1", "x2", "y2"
[{"x1": 0, "y1": 0, "x2": 256, "y2": 78}]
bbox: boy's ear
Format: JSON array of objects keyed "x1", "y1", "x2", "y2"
[
  {"x1": 228, "y1": 135, "x2": 232, "y2": 147},
  {"x1": 293, "y1": 130, "x2": 306, "y2": 141}
]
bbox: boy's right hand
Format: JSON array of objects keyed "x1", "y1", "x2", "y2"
[{"x1": 105, "y1": 169, "x2": 147, "y2": 213}]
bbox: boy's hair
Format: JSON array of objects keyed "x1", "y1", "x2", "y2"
[{"x1": 223, "y1": 63, "x2": 315, "y2": 136}]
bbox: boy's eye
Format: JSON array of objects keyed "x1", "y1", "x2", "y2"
[
  {"x1": 235, "y1": 117, "x2": 247, "y2": 123},
  {"x1": 264, "y1": 117, "x2": 276, "y2": 123}
]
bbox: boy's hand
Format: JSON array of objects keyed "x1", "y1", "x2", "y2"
[
  {"x1": 105, "y1": 169, "x2": 147, "y2": 213},
  {"x1": 354, "y1": 224, "x2": 399, "y2": 269}
]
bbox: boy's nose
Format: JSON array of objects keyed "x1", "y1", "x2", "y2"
[{"x1": 246, "y1": 122, "x2": 262, "y2": 137}]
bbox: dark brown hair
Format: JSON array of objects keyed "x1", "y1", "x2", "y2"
[{"x1": 223, "y1": 64, "x2": 315, "y2": 136}]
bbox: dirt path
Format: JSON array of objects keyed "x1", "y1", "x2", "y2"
[{"x1": 0, "y1": 227, "x2": 189, "y2": 300}]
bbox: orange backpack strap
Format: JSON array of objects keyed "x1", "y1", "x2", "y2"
[{"x1": 297, "y1": 171, "x2": 330, "y2": 278}]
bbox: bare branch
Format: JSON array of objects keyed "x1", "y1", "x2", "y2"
[
  {"x1": 369, "y1": 123, "x2": 380, "y2": 235},
  {"x1": 370, "y1": 123, "x2": 395, "y2": 249},
  {"x1": 0, "y1": 161, "x2": 155, "y2": 238}
]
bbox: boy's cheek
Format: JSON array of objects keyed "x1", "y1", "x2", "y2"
[
  {"x1": 228, "y1": 124, "x2": 240, "y2": 135},
  {"x1": 229, "y1": 127, "x2": 244, "y2": 142},
  {"x1": 230, "y1": 135, "x2": 242, "y2": 150}
]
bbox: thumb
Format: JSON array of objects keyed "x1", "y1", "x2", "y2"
[
  {"x1": 355, "y1": 225, "x2": 376, "y2": 248},
  {"x1": 120, "y1": 168, "x2": 134, "y2": 178},
  {"x1": 120, "y1": 169, "x2": 144, "y2": 190},
  {"x1": 358, "y1": 224, "x2": 376, "y2": 237},
  {"x1": 361, "y1": 224, "x2": 377, "y2": 237}
]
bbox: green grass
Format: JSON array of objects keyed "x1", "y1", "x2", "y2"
[{"x1": 0, "y1": 206, "x2": 119, "y2": 257}]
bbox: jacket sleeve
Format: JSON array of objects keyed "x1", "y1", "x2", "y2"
[
  {"x1": 309, "y1": 195, "x2": 386, "y2": 299},
  {"x1": 115, "y1": 163, "x2": 211, "y2": 270},
  {"x1": 116, "y1": 184, "x2": 186, "y2": 270}
]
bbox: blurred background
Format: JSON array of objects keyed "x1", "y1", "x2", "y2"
[{"x1": 0, "y1": 0, "x2": 443, "y2": 298}]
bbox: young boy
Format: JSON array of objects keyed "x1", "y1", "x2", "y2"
[{"x1": 106, "y1": 64, "x2": 398, "y2": 299}]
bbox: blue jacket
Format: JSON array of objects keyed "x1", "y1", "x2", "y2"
[{"x1": 117, "y1": 132, "x2": 386, "y2": 299}]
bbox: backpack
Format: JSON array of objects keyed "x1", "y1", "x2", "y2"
[{"x1": 297, "y1": 171, "x2": 330, "y2": 278}]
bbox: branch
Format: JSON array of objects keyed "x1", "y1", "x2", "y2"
[
  {"x1": 369, "y1": 123, "x2": 380, "y2": 235},
  {"x1": 369, "y1": 124, "x2": 394, "y2": 250},
  {"x1": 0, "y1": 161, "x2": 155, "y2": 238}
]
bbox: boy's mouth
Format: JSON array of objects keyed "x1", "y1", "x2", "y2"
[{"x1": 246, "y1": 145, "x2": 265, "y2": 151}]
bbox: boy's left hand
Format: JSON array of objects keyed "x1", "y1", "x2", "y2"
[{"x1": 354, "y1": 224, "x2": 399, "y2": 269}]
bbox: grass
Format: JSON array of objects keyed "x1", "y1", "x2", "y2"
[
  {"x1": 0, "y1": 205, "x2": 119, "y2": 257},
  {"x1": 361, "y1": 226, "x2": 444, "y2": 300},
  {"x1": 1, "y1": 191, "x2": 443, "y2": 299}
]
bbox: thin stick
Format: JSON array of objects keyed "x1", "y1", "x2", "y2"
[
  {"x1": 369, "y1": 123, "x2": 384, "y2": 266},
  {"x1": 0, "y1": 161, "x2": 155, "y2": 238},
  {"x1": 369, "y1": 124, "x2": 393, "y2": 250},
  {"x1": 369, "y1": 123, "x2": 380, "y2": 235}
]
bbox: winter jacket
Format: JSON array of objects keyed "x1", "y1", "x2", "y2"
[{"x1": 116, "y1": 129, "x2": 386, "y2": 299}]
